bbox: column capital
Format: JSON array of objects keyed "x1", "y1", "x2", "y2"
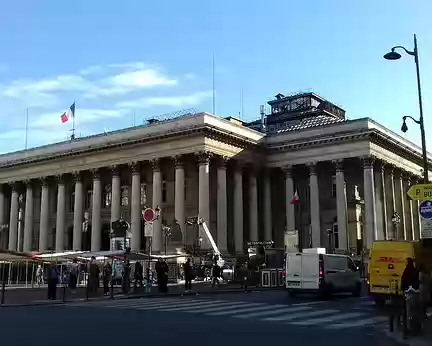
[
  {"x1": 307, "y1": 162, "x2": 318, "y2": 175},
  {"x1": 55, "y1": 174, "x2": 65, "y2": 185},
  {"x1": 129, "y1": 161, "x2": 140, "y2": 174},
  {"x1": 216, "y1": 155, "x2": 229, "y2": 168},
  {"x1": 91, "y1": 169, "x2": 100, "y2": 180},
  {"x1": 196, "y1": 151, "x2": 213, "y2": 165},
  {"x1": 151, "y1": 158, "x2": 161, "y2": 172},
  {"x1": 10, "y1": 182, "x2": 21, "y2": 192},
  {"x1": 23, "y1": 179, "x2": 33, "y2": 189},
  {"x1": 362, "y1": 155, "x2": 375, "y2": 169},
  {"x1": 282, "y1": 165, "x2": 293, "y2": 177},
  {"x1": 110, "y1": 165, "x2": 120, "y2": 177},
  {"x1": 40, "y1": 177, "x2": 50, "y2": 187},
  {"x1": 333, "y1": 159, "x2": 344, "y2": 172},
  {"x1": 72, "y1": 171, "x2": 82, "y2": 182},
  {"x1": 248, "y1": 164, "x2": 258, "y2": 177},
  {"x1": 233, "y1": 160, "x2": 246, "y2": 172},
  {"x1": 172, "y1": 155, "x2": 184, "y2": 168}
]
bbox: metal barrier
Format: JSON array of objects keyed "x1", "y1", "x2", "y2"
[{"x1": 260, "y1": 268, "x2": 284, "y2": 288}]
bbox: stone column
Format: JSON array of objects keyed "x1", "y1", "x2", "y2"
[
  {"x1": 233, "y1": 162, "x2": 244, "y2": 254},
  {"x1": 397, "y1": 171, "x2": 407, "y2": 240},
  {"x1": 23, "y1": 181, "x2": 34, "y2": 252},
  {"x1": 308, "y1": 162, "x2": 321, "y2": 247},
  {"x1": 91, "y1": 169, "x2": 102, "y2": 251},
  {"x1": 406, "y1": 176, "x2": 415, "y2": 240},
  {"x1": 0, "y1": 184, "x2": 5, "y2": 248},
  {"x1": 197, "y1": 151, "x2": 212, "y2": 248},
  {"x1": 216, "y1": 156, "x2": 228, "y2": 253},
  {"x1": 385, "y1": 165, "x2": 397, "y2": 240},
  {"x1": 130, "y1": 162, "x2": 141, "y2": 251},
  {"x1": 8, "y1": 184, "x2": 19, "y2": 251},
  {"x1": 263, "y1": 169, "x2": 272, "y2": 242},
  {"x1": 55, "y1": 175, "x2": 66, "y2": 252},
  {"x1": 39, "y1": 178, "x2": 50, "y2": 252},
  {"x1": 363, "y1": 156, "x2": 377, "y2": 249},
  {"x1": 334, "y1": 160, "x2": 348, "y2": 250},
  {"x1": 249, "y1": 168, "x2": 259, "y2": 242},
  {"x1": 72, "y1": 172, "x2": 84, "y2": 251},
  {"x1": 110, "y1": 166, "x2": 121, "y2": 224},
  {"x1": 284, "y1": 165, "x2": 295, "y2": 233},
  {"x1": 151, "y1": 159, "x2": 162, "y2": 253},
  {"x1": 379, "y1": 164, "x2": 388, "y2": 240},
  {"x1": 173, "y1": 156, "x2": 185, "y2": 242}
]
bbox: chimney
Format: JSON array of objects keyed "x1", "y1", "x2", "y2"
[{"x1": 260, "y1": 105, "x2": 266, "y2": 132}]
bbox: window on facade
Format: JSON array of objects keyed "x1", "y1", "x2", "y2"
[
  {"x1": 333, "y1": 223, "x2": 339, "y2": 249},
  {"x1": 140, "y1": 183, "x2": 147, "y2": 206},
  {"x1": 121, "y1": 186, "x2": 129, "y2": 206},
  {"x1": 70, "y1": 192, "x2": 75, "y2": 212},
  {"x1": 162, "y1": 181, "x2": 167, "y2": 203},
  {"x1": 184, "y1": 178, "x2": 188, "y2": 201},
  {"x1": 331, "y1": 176, "x2": 337, "y2": 198},
  {"x1": 104, "y1": 184, "x2": 112, "y2": 208},
  {"x1": 85, "y1": 190, "x2": 92, "y2": 210}
]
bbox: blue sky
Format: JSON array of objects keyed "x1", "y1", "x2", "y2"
[{"x1": 0, "y1": 0, "x2": 431, "y2": 153}]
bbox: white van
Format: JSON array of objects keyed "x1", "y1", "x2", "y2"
[{"x1": 284, "y1": 251, "x2": 362, "y2": 297}]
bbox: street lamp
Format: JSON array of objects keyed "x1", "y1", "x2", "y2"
[
  {"x1": 384, "y1": 34, "x2": 428, "y2": 183},
  {"x1": 391, "y1": 212, "x2": 401, "y2": 240},
  {"x1": 162, "y1": 225, "x2": 171, "y2": 255}
]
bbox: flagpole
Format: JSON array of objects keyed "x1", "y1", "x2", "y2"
[
  {"x1": 71, "y1": 100, "x2": 76, "y2": 140},
  {"x1": 212, "y1": 52, "x2": 215, "y2": 115},
  {"x1": 24, "y1": 108, "x2": 29, "y2": 150}
]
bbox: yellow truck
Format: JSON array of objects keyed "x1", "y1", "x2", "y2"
[{"x1": 368, "y1": 240, "x2": 432, "y2": 306}]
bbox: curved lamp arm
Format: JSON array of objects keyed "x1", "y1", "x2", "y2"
[
  {"x1": 391, "y1": 45, "x2": 415, "y2": 57},
  {"x1": 403, "y1": 115, "x2": 421, "y2": 125}
]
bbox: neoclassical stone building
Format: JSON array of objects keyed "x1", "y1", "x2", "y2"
[{"x1": 0, "y1": 92, "x2": 429, "y2": 256}]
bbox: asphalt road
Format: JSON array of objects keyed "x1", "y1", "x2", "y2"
[{"x1": 0, "y1": 291, "x2": 395, "y2": 346}]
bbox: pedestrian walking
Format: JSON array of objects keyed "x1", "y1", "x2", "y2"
[
  {"x1": 36, "y1": 265, "x2": 44, "y2": 288},
  {"x1": 122, "y1": 260, "x2": 131, "y2": 294},
  {"x1": 68, "y1": 258, "x2": 79, "y2": 293},
  {"x1": 183, "y1": 258, "x2": 192, "y2": 292},
  {"x1": 212, "y1": 263, "x2": 221, "y2": 288},
  {"x1": 134, "y1": 261, "x2": 143, "y2": 291},
  {"x1": 103, "y1": 262, "x2": 112, "y2": 296},
  {"x1": 47, "y1": 264, "x2": 59, "y2": 300},
  {"x1": 88, "y1": 256, "x2": 100, "y2": 295}
]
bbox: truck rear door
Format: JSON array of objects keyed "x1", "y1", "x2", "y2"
[
  {"x1": 286, "y1": 253, "x2": 302, "y2": 289},
  {"x1": 301, "y1": 254, "x2": 320, "y2": 290}
]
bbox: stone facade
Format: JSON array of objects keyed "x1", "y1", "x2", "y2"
[{"x1": 0, "y1": 93, "x2": 429, "y2": 256}]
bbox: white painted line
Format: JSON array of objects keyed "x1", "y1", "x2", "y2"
[
  {"x1": 234, "y1": 306, "x2": 312, "y2": 319},
  {"x1": 183, "y1": 302, "x2": 259, "y2": 314},
  {"x1": 289, "y1": 312, "x2": 365, "y2": 326},
  {"x1": 99, "y1": 299, "x2": 178, "y2": 309},
  {"x1": 160, "y1": 301, "x2": 239, "y2": 312},
  {"x1": 291, "y1": 301, "x2": 330, "y2": 306},
  {"x1": 265, "y1": 309, "x2": 339, "y2": 321},
  {"x1": 158, "y1": 300, "x2": 226, "y2": 312},
  {"x1": 66, "y1": 298, "x2": 169, "y2": 307},
  {"x1": 134, "y1": 300, "x2": 209, "y2": 311},
  {"x1": 208, "y1": 304, "x2": 285, "y2": 316},
  {"x1": 326, "y1": 316, "x2": 388, "y2": 329}
]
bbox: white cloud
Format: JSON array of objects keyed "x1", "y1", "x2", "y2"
[{"x1": 117, "y1": 91, "x2": 212, "y2": 109}]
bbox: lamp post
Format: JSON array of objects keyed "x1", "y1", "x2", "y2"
[
  {"x1": 391, "y1": 212, "x2": 401, "y2": 240},
  {"x1": 384, "y1": 34, "x2": 428, "y2": 183},
  {"x1": 162, "y1": 225, "x2": 171, "y2": 255}
]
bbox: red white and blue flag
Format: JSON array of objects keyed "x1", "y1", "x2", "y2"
[
  {"x1": 61, "y1": 102, "x2": 75, "y2": 123},
  {"x1": 290, "y1": 190, "x2": 299, "y2": 205}
]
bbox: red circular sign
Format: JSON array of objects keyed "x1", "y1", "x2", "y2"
[{"x1": 143, "y1": 208, "x2": 155, "y2": 222}]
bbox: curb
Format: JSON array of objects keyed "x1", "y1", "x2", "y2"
[{"x1": 0, "y1": 286, "x2": 282, "y2": 307}]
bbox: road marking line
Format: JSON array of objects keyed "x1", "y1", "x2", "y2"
[
  {"x1": 158, "y1": 300, "x2": 227, "y2": 311},
  {"x1": 264, "y1": 309, "x2": 339, "y2": 321},
  {"x1": 64, "y1": 298, "x2": 170, "y2": 307},
  {"x1": 325, "y1": 316, "x2": 388, "y2": 329},
  {"x1": 182, "y1": 302, "x2": 259, "y2": 314},
  {"x1": 97, "y1": 299, "x2": 183, "y2": 309},
  {"x1": 207, "y1": 304, "x2": 286, "y2": 316},
  {"x1": 291, "y1": 301, "x2": 330, "y2": 306},
  {"x1": 134, "y1": 300, "x2": 212, "y2": 311},
  {"x1": 234, "y1": 306, "x2": 312, "y2": 319},
  {"x1": 159, "y1": 301, "x2": 239, "y2": 312},
  {"x1": 288, "y1": 312, "x2": 365, "y2": 326}
]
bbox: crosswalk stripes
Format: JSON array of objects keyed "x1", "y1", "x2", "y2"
[{"x1": 57, "y1": 297, "x2": 387, "y2": 330}]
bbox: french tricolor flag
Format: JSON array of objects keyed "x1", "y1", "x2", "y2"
[
  {"x1": 290, "y1": 190, "x2": 299, "y2": 205},
  {"x1": 61, "y1": 102, "x2": 75, "y2": 123}
]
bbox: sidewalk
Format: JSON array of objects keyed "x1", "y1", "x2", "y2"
[
  {"x1": 0, "y1": 280, "x2": 260, "y2": 306},
  {"x1": 384, "y1": 312, "x2": 432, "y2": 346}
]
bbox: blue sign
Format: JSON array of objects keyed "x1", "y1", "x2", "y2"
[{"x1": 419, "y1": 200, "x2": 432, "y2": 220}]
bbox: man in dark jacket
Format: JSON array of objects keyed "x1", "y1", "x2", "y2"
[
  {"x1": 47, "y1": 264, "x2": 59, "y2": 300},
  {"x1": 401, "y1": 257, "x2": 420, "y2": 291},
  {"x1": 183, "y1": 258, "x2": 192, "y2": 292}
]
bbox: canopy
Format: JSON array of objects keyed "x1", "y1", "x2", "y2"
[{"x1": 0, "y1": 249, "x2": 37, "y2": 262}]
